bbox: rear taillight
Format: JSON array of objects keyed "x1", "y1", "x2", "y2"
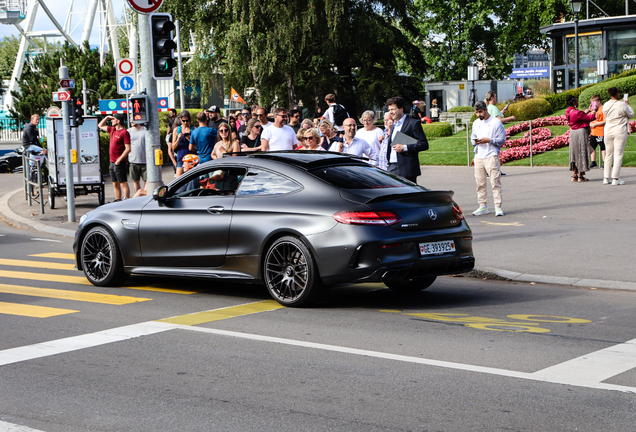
[
  {"x1": 333, "y1": 211, "x2": 402, "y2": 226},
  {"x1": 452, "y1": 202, "x2": 465, "y2": 220}
]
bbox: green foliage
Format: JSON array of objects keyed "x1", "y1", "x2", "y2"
[
  {"x1": 99, "y1": 132, "x2": 110, "y2": 176},
  {"x1": 422, "y1": 123, "x2": 453, "y2": 137},
  {"x1": 541, "y1": 84, "x2": 594, "y2": 111},
  {"x1": 10, "y1": 42, "x2": 117, "y2": 123},
  {"x1": 579, "y1": 75, "x2": 636, "y2": 108},
  {"x1": 604, "y1": 68, "x2": 636, "y2": 83},
  {"x1": 448, "y1": 106, "x2": 474, "y2": 112},
  {"x1": 0, "y1": 35, "x2": 20, "y2": 81},
  {"x1": 507, "y1": 98, "x2": 553, "y2": 121}
]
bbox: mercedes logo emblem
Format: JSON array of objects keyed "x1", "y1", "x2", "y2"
[{"x1": 428, "y1": 209, "x2": 437, "y2": 220}]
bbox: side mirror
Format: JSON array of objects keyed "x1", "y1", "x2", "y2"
[{"x1": 152, "y1": 185, "x2": 168, "y2": 201}]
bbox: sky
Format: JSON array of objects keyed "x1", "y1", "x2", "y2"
[{"x1": 0, "y1": 0, "x2": 127, "y2": 47}]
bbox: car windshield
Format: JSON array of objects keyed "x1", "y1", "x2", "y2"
[{"x1": 310, "y1": 165, "x2": 426, "y2": 190}]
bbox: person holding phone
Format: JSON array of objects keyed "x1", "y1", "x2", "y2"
[
  {"x1": 588, "y1": 95, "x2": 606, "y2": 169},
  {"x1": 565, "y1": 95, "x2": 596, "y2": 182},
  {"x1": 485, "y1": 91, "x2": 516, "y2": 124},
  {"x1": 602, "y1": 87, "x2": 634, "y2": 185},
  {"x1": 172, "y1": 110, "x2": 195, "y2": 178}
]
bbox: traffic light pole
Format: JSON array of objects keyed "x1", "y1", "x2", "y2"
[
  {"x1": 59, "y1": 58, "x2": 75, "y2": 222},
  {"x1": 139, "y1": 13, "x2": 163, "y2": 193}
]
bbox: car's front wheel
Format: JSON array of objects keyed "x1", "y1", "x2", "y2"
[
  {"x1": 80, "y1": 226, "x2": 128, "y2": 287},
  {"x1": 385, "y1": 275, "x2": 437, "y2": 293},
  {"x1": 264, "y1": 236, "x2": 323, "y2": 307}
]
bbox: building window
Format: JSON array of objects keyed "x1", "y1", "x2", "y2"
[
  {"x1": 608, "y1": 30, "x2": 636, "y2": 62},
  {"x1": 567, "y1": 34, "x2": 602, "y2": 64},
  {"x1": 553, "y1": 36, "x2": 564, "y2": 66}
]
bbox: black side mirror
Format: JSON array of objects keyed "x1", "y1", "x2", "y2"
[{"x1": 152, "y1": 185, "x2": 168, "y2": 201}]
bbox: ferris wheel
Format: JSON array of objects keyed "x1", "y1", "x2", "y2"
[{"x1": 1, "y1": 0, "x2": 128, "y2": 111}]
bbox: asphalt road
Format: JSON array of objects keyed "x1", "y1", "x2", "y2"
[{"x1": 1, "y1": 227, "x2": 635, "y2": 431}]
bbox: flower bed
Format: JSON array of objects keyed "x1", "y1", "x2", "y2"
[
  {"x1": 505, "y1": 115, "x2": 569, "y2": 138},
  {"x1": 499, "y1": 131, "x2": 570, "y2": 164},
  {"x1": 503, "y1": 128, "x2": 552, "y2": 149}
]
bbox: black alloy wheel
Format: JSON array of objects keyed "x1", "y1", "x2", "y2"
[
  {"x1": 264, "y1": 236, "x2": 323, "y2": 307},
  {"x1": 81, "y1": 226, "x2": 128, "y2": 286}
]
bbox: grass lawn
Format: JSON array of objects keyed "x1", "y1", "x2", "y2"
[{"x1": 420, "y1": 97, "x2": 636, "y2": 167}]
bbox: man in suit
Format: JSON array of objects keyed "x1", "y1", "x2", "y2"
[{"x1": 386, "y1": 96, "x2": 429, "y2": 183}]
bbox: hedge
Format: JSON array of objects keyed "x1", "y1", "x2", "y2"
[
  {"x1": 448, "y1": 106, "x2": 474, "y2": 112},
  {"x1": 579, "y1": 75, "x2": 636, "y2": 108},
  {"x1": 506, "y1": 98, "x2": 553, "y2": 121},
  {"x1": 422, "y1": 122, "x2": 453, "y2": 138},
  {"x1": 541, "y1": 83, "x2": 595, "y2": 111}
]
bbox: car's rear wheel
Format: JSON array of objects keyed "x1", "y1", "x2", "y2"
[
  {"x1": 0, "y1": 162, "x2": 10, "y2": 173},
  {"x1": 264, "y1": 236, "x2": 323, "y2": 307},
  {"x1": 81, "y1": 226, "x2": 128, "y2": 287},
  {"x1": 385, "y1": 275, "x2": 437, "y2": 293}
]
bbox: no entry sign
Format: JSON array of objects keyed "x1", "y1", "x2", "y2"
[{"x1": 126, "y1": 0, "x2": 163, "y2": 14}]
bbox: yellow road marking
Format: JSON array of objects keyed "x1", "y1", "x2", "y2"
[
  {"x1": 480, "y1": 221, "x2": 524, "y2": 226},
  {"x1": 29, "y1": 253, "x2": 75, "y2": 260},
  {"x1": 0, "y1": 283, "x2": 151, "y2": 304},
  {"x1": 156, "y1": 300, "x2": 285, "y2": 326},
  {"x1": 0, "y1": 301, "x2": 78, "y2": 318},
  {"x1": 0, "y1": 269, "x2": 91, "y2": 285},
  {"x1": 126, "y1": 286, "x2": 198, "y2": 294},
  {"x1": 0, "y1": 258, "x2": 75, "y2": 271}
]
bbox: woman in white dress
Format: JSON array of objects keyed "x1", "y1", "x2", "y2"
[{"x1": 355, "y1": 110, "x2": 385, "y2": 155}]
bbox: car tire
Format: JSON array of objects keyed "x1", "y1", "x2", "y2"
[
  {"x1": 264, "y1": 236, "x2": 323, "y2": 307},
  {"x1": 0, "y1": 162, "x2": 10, "y2": 173},
  {"x1": 80, "y1": 226, "x2": 128, "y2": 287},
  {"x1": 385, "y1": 275, "x2": 437, "y2": 293}
]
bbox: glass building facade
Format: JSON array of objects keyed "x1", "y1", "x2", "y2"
[{"x1": 541, "y1": 16, "x2": 636, "y2": 93}]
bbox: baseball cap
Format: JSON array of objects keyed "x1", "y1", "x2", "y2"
[
  {"x1": 113, "y1": 113, "x2": 126, "y2": 123},
  {"x1": 413, "y1": 100, "x2": 420, "y2": 104},
  {"x1": 208, "y1": 105, "x2": 218, "y2": 113}
]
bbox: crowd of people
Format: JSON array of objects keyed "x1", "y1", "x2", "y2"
[{"x1": 158, "y1": 95, "x2": 429, "y2": 183}]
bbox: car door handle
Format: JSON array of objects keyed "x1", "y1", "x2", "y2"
[{"x1": 207, "y1": 206, "x2": 225, "y2": 214}]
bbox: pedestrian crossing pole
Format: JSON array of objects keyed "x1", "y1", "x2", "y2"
[
  {"x1": 59, "y1": 58, "x2": 75, "y2": 222},
  {"x1": 138, "y1": 13, "x2": 163, "y2": 193}
]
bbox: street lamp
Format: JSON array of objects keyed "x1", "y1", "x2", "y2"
[
  {"x1": 597, "y1": 57, "x2": 608, "y2": 81},
  {"x1": 468, "y1": 64, "x2": 479, "y2": 106},
  {"x1": 571, "y1": 0, "x2": 582, "y2": 88}
]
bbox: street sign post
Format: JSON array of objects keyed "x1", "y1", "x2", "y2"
[
  {"x1": 116, "y1": 58, "x2": 137, "y2": 94},
  {"x1": 126, "y1": 0, "x2": 163, "y2": 14},
  {"x1": 53, "y1": 91, "x2": 71, "y2": 102},
  {"x1": 59, "y1": 79, "x2": 75, "y2": 88}
]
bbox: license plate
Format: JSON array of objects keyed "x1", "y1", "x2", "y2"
[{"x1": 419, "y1": 240, "x2": 455, "y2": 256}]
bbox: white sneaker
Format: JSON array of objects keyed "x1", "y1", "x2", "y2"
[
  {"x1": 603, "y1": 178, "x2": 611, "y2": 185},
  {"x1": 612, "y1": 178, "x2": 625, "y2": 186},
  {"x1": 495, "y1": 207, "x2": 504, "y2": 217},
  {"x1": 472, "y1": 206, "x2": 489, "y2": 216}
]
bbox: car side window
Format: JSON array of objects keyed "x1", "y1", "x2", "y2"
[
  {"x1": 173, "y1": 167, "x2": 246, "y2": 197},
  {"x1": 236, "y1": 168, "x2": 301, "y2": 196}
]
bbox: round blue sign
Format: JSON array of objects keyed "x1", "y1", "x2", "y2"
[{"x1": 120, "y1": 76, "x2": 134, "y2": 91}]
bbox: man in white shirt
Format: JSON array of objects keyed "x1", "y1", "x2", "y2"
[
  {"x1": 256, "y1": 107, "x2": 272, "y2": 129},
  {"x1": 127, "y1": 120, "x2": 147, "y2": 194},
  {"x1": 261, "y1": 107, "x2": 299, "y2": 151},
  {"x1": 470, "y1": 101, "x2": 506, "y2": 217},
  {"x1": 329, "y1": 118, "x2": 377, "y2": 165}
]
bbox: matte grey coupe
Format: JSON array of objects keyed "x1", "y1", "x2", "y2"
[{"x1": 74, "y1": 152, "x2": 475, "y2": 306}]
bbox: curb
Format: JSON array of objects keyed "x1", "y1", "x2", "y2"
[
  {"x1": 478, "y1": 267, "x2": 636, "y2": 292},
  {"x1": 0, "y1": 188, "x2": 76, "y2": 238},
  {"x1": 1, "y1": 187, "x2": 636, "y2": 293}
]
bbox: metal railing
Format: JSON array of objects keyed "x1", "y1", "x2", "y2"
[
  {"x1": 22, "y1": 153, "x2": 46, "y2": 214},
  {"x1": 0, "y1": 118, "x2": 47, "y2": 142}
]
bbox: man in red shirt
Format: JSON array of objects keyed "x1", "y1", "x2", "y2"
[{"x1": 98, "y1": 113, "x2": 131, "y2": 201}]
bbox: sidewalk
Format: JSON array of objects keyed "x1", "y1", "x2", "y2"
[{"x1": 1, "y1": 165, "x2": 636, "y2": 292}]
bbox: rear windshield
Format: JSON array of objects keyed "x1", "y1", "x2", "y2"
[{"x1": 310, "y1": 165, "x2": 425, "y2": 190}]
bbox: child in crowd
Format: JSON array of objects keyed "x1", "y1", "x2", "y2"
[{"x1": 589, "y1": 94, "x2": 606, "y2": 169}]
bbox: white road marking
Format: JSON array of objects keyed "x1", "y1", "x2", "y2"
[
  {"x1": 0, "y1": 321, "x2": 174, "y2": 367},
  {"x1": 30, "y1": 238, "x2": 62, "y2": 243},
  {"x1": 0, "y1": 420, "x2": 46, "y2": 431},
  {"x1": 531, "y1": 337, "x2": 636, "y2": 385},
  {"x1": 1, "y1": 320, "x2": 635, "y2": 394}
]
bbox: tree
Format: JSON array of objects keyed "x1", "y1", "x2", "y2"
[
  {"x1": 0, "y1": 35, "x2": 21, "y2": 82},
  {"x1": 10, "y1": 42, "x2": 117, "y2": 123}
]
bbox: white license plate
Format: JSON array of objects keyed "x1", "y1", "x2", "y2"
[{"x1": 419, "y1": 240, "x2": 456, "y2": 256}]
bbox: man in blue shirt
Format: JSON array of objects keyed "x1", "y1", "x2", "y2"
[{"x1": 190, "y1": 111, "x2": 218, "y2": 164}]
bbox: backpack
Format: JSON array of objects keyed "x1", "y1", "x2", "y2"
[{"x1": 332, "y1": 104, "x2": 349, "y2": 127}]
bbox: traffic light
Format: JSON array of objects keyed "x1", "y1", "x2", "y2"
[
  {"x1": 149, "y1": 13, "x2": 176, "y2": 80},
  {"x1": 130, "y1": 94, "x2": 149, "y2": 124},
  {"x1": 70, "y1": 97, "x2": 84, "y2": 127}
]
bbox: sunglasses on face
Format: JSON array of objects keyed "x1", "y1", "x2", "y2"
[
  {"x1": 254, "y1": 125, "x2": 262, "y2": 129},
  {"x1": 303, "y1": 136, "x2": 316, "y2": 141},
  {"x1": 219, "y1": 129, "x2": 230, "y2": 133}
]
